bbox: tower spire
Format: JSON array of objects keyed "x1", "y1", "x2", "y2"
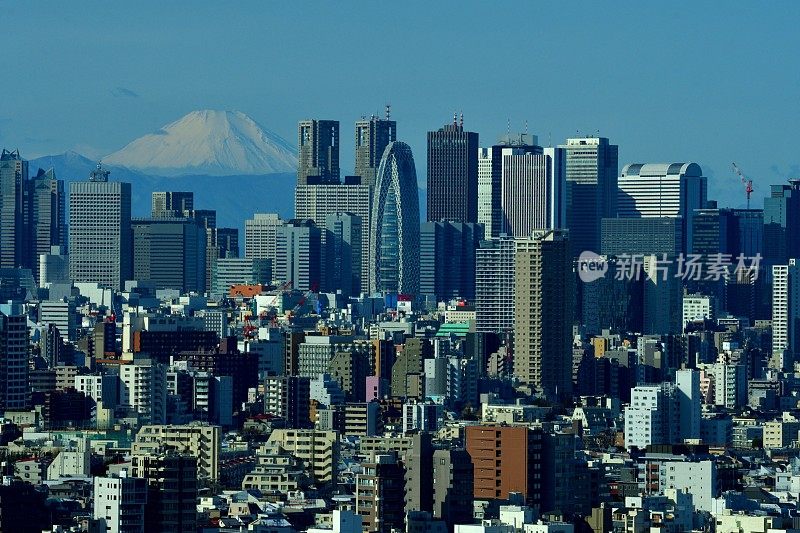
[{"x1": 385, "y1": 103, "x2": 391, "y2": 120}]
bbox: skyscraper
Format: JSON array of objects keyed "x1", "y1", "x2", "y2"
[
  {"x1": 151, "y1": 191, "x2": 193, "y2": 217},
  {"x1": 0, "y1": 149, "x2": 28, "y2": 269},
  {"x1": 477, "y1": 147, "x2": 494, "y2": 235},
  {"x1": 427, "y1": 117, "x2": 479, "y2": 223},
  {"x1": 617, "y1": 162, "x2": 707, "y2": 253},
  {"x1": 772, "y1": 259, "x2": 800, "y2": 365},
  {"x1": 324, "y1": 212, "x2": 362, "y2": 296},
  {"x1": 131, "y1": 217, "x2": 207, "y2": 293},
  {"x1": 560, "y1": 137, "x2": 618, "y2": 256},
  {"x1": 475, "y1": 236, "x2": 517, "y2": 333},
  {"x1": 514, "y1": 229, "x2": 573, "y2": 399},
  {"x1": 500, "y1": 146, "x2": 566, "y2": 236},
  {"x1": 478, "y1": 134, "x2": 547, "y2": 238},
  {"x1": 355, "y1": 112, "x2": 396, "y2": 188},
  {"x1": 601, "y1": 217, "x2": 683, "y2": 256},
  {"x1": 295, "y1": 183, "x2": 371, "y2": 292},
  {"x1": 0, "y1": 302, "x2": 29, "y2": 411},
  {"x1": 26, "y1": 168, "x2": 65, "y2": 282},
  {"x1": 69, "y1": 164, "x2": 132, "y2": 289},
  {"x1": 763, "y1": 179, "x2": 800, "y2": 268},
  {"x1": 297, "y1": 119, "x2": 340, "y2": 185},
  {"x1": 245, "y1": 213, "x2": 285, "y2": 266},
  {"x1": 419, "y1": 221, "x2": 483, "y2": 303},
  {"x1": 274, "y1": 219, "x2": 322, "y2": 291},
  {"x1": 370, "y1": 142, "x2": 420, "y2": 295}
]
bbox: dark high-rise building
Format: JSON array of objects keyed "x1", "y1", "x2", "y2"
[
  {"x1": 419, "y1": 221, "x2": 484, "y2": 303},
  {"x1": 264, "y1": 375, "x2": 311, "y2": 428},
  {"x1": 0, "y1": 149, "x2": 28, "y2": 269},
  {"x1": 432, "y1": 448, "x2": 474, "y2": 529},
  {"x1": 26, "y1": 168, "x2": 65, "y2": 282},
  {"x1": 152, "y1": 191, "x2": 194, "y2": 217},
  {"x1": 324, "y1": 212, "x2": 362, "y2": 296},
  {"x1": 355, "y1": 112, "x2": 396, "y2": 188},
  {"x1": 404, "y1": 432, "x2": 434, "y2": 516},
  {"x1": 560, "y1": 137, "x2": 618, "y2": 256},
  {"x1": 370, "y1": 142, "x2": 421, "y2": 294},
  {"x1": 427, "y1": 117, "x2": 479, "y2": 223},
  {"x1": 763, "y1": 179, "x2": 800, "y2": 268},
  {"x1": 298, "y1": 119, "x2": 340, "y2": 185},
  {"x1": 601, "y1": 217, "x2": 683, "y2": 256},
  {"x1": 132, "y1": 452, "x2": 198, "y2": 533},
  {"x1": 0, "y1": 302, "x2": 29, "y2": 411},
  {"x1": 356, "y1": 453, "x2": 406, "y2": 533},
  {"x1": 132, "y1": 217, "x2": 207, "y2": 293},
  {"x1": 205, "y1": 227, "x2": 239, "y2": 293}
]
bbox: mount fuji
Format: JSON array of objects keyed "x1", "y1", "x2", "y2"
[{"x1": 103, "y1": 109, "x2": 297, "y2": 176}]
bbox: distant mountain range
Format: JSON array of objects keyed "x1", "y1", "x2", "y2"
[
  {"x1": 26, "y1": 109, "x2": 427, "y2": 229},
  {"x1": 104, "y1": 109, "x2": 297, "y2": 176}
]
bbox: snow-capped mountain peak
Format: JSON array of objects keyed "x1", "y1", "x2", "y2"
[{"x1": 103, "y1": 110, "x2": 297, "y2": 176}]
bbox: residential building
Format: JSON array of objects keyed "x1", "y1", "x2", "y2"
[
  {"x1": 133, "y1": 424, "x2": 221, "y2": 481},
  {"x1": 93, "y1": 473, "x2": 148, "y2": 533},
  {"x1": 514, "y1": 230, "x2": 573, "y2": 399}
]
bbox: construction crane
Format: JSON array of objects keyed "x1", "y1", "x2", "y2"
[{"x1": 732, "y1": 162, "x2": 754, "y2": 209}]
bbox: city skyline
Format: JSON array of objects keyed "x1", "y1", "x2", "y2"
[{"x1": 1, "y1": 2, "x2": 798, "y2": 210}]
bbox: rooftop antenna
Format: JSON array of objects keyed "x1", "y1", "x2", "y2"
[
  {"x1": 507, "y1": 118, "x2": 511, "y2": 137},
  {"x1": 548, "y1": 132, "x2": 552, "y2": 147},
  {"x1": 525, "y1": 120, "x2": 528, "y2": 134},
  {"x1": 453, "y1": 112, "x2": 458, "y2": 127},
  {"x1": 385, "y1": 103, "x2": 391, "y2": 120},
  {"x1": 459, "y1": 111, "x2": 463, "y2": 128}
]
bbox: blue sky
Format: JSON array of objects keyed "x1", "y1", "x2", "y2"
[{"x1": 1, "y1": 1, "x2": 798, "y2": 207}]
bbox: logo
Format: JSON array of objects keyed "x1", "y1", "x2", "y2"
[{"x1": 578, "y1": 251, "x2": 608, "y2": 283}]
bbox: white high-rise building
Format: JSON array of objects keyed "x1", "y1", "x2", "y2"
[
  {"x1": 682, "y1": 294, "x2": 716, "y2": 326},
  {"x1": 772, "y1": 259, "x2": 800, "y2": 363},
  {"x1": 93, "y1": 473, "x2": 147, "y2": 533},
  {"x1": 617, "y1": 162, "x2": 707, "y2": 253},
  {"x1": 120, "y1": 358, "x2": 167, "y2": 425},
  {"x1": 69, "y1": 164, "x2": 132, "y2": 289},
  {"x1": 500, "y1": 147, "x2": 565, "y2": 236},
  {"x1": 477, "y1": 147, "x2": 494, "y2": 236},
  {"x1": 244, "y1": 213, "x2": 284, "y2": 264},
  {"x1": 624, "y1": 369, "x2": 700, "y2": 450}
]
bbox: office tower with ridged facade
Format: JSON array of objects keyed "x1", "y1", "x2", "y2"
[
  {"x1": 69, "y1": 164, "x2": 132, "y2": 290},
  {"x1": 297, "y1": 119, "x2": 340, "y2": 185},
  {"x1": 427, "y1": 116, "x2": 479, "y2": 223},
  {"x1": 370, "y1": 141, "x2": 420, "y2": 294},
  {"x1": 0, "y1": 149, "x2": 27, "y2": 269},
  {"x1": 27, "y1": 168, "x2": 66, "y2": 282}
]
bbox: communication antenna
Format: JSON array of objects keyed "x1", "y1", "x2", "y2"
[
  {"x1": 459, "y1": 111, "x2": 463, "y2": 128},
  {"x1": 385, "y1": 103, "x2": 391, "y2": 120}
]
